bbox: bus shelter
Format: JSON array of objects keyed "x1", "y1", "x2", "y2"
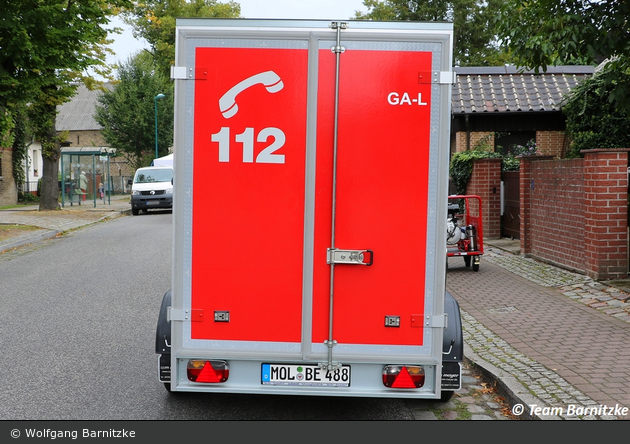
[{"x1": 60, "y1": 147, "x2": 116, "y2": 208}]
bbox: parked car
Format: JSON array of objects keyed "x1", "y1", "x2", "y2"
[{"x1": 128, "y1": 166, "x2": 173, "y2": 215}]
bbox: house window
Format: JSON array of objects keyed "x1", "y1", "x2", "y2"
[
  {"x1": 32, "y1": 150, "x2": 39, "y2": 176},
  {"x1": 495, "y1": 132, "x2": 536, "y2": 156}
]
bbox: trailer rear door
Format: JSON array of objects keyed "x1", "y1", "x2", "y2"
[
  {"x1": 311, "y1": 42, "x2": 433, "y2": 350},
  {"x1": 171, "y1": 19, "x2": 452, "y2": 377}
]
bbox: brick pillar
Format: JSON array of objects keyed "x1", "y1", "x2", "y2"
[
  {"x1": 582, "y1": 149, "x2": 629, "y2": 280},
  {"x1": 466, "y1": 158, "x2": 502, "y2": 239}
]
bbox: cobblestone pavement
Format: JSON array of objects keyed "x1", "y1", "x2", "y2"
[
  {"x1": 483, "y1": 250, "x2": 630, "y2": 324},
  {"x1": 406, "y1": 360, "x2": 515, "y2": 420},
  {"x1": 450, "y1": 247, "x2": 630, "y2": 420}
]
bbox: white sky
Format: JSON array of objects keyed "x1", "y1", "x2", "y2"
[{"x1": 106, "y1": 0, "x2": 367, "y2": 67}]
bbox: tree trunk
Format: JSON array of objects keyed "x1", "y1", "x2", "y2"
[{"x1": 38, "y1": 111, "x2": 60, "y2": 211}]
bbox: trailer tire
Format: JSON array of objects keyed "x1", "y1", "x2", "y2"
[
  {"x1": 464, "y1": 256, "x2": 471, "y2": 267},
  {"x1": 164, "y1": 383, "x2": 184, "y2": 395},
  {"x1": 440, "y1": 390, "x2": 454, "y2": 402},
  {"x1": 473, "y1": 262, "x2": 479, "y2": 272}
]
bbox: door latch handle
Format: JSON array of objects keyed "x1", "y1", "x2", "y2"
[{"x1": 327, "y1": 248, "x2": 373, "y2": 266}]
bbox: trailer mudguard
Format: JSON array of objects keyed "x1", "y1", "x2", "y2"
[
  {"x1": 156, "y1": 290, "x2": 172, "y2": 385},
  {"x1": 441, "y1": 291, "x2": 463, "y2": 395},
  {"x1": 443, "y1": 291, "x2": 464, "y2": 362},
  {"x1": 155, "y1": 290, "x2": 172, "y2": 355}
]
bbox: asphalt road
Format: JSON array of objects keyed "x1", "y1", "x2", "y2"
[{"x1": 0, "y1": 211, "x2": 428, "y2": 420}]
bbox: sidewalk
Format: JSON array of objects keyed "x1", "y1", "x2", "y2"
[
  {"x1": 0, "y1": 195, "x2": 132, "y2": 251},
  {"x1": 452, "y1": 239, "x2": 630, "y2": 420},
  {"x1": 2, "y1": 201, "x2": 630, "y2": 420}
]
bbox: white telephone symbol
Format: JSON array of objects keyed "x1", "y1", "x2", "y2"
[{"x1": 219, "y1": 71, "x2": 284, "y2": 119}]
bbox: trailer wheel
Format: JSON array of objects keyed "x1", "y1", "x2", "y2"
[
  {"x1": 440, "y1": 390, "x2": 454, "y2": 402},
  {"x1": 164, "y1": 383, "x2": 182, "y2": 395},
  {"x1": 472, "y1": 261, "x2": 479, "y2": 272},
  {"x1": 464, "y1": 256, "x2": 471, "y2": 267}
]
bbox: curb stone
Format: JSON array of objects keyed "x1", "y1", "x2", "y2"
[{"x1": 463, "y1": 346, "x2": 547, "y2": 421}]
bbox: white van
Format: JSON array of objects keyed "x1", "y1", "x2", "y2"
[{"x1": 129, "y1": 166, "x2": 173, "y2": 215}]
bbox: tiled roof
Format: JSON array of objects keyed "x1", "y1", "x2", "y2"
[
  {"x1": 452, "y1": 65, "x2": 594, "y2": 114},
  {"x1": 56, "y1": 83, "x2": 113, "y2": 131}
]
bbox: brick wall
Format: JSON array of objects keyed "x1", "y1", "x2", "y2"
[
  {"x1": 62, "y1": 130, "x2": 106, "y2": 147},
  {"x1": 520, "y1": 156, "x2": 585, "y2": 271},
  {"x1": 466, "y1": 158, "x2": 502, "y2": 239},
  {"x1": 454, "y1": 130, "x2": 565, "y2": 157},
  {"x1": 453, "y1": 131, "x2": 495, "y2": 153},
  {"x1": 536, "y1": 130, "x2": 565, "y2": 158},
  {"x1": 519, "y1": 150, "x2": 629, "y2": 280}
]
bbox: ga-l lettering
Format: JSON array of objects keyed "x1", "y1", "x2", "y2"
[{"x1": 387, "y1": 92, "x2": 427, "y2": 106}]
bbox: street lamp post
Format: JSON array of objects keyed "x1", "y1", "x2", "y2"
[{"x1": 154, "y1": 93, "x2": 165, "y2": 159}]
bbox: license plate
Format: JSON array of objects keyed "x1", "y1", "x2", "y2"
[
  {"x1": 146, "y1": 200, "x2": 159, "y2": 205},
  {"x1": 262, "y1": 364, "x2": 351, "y2": 387}
]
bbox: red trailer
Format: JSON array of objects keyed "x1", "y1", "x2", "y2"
[{"x1": 447, "y1": 195, "x2": 484, "y2": 271}]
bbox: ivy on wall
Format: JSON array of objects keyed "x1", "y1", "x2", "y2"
[
  {"x1": 450, "y1": 133, "x2": 542, "y2": 195},
  {"x1": 449, "y1": 133, "x2": 502, "y2": 195}
]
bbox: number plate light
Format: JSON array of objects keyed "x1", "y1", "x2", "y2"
[
  {"x1": 187, "y1": 360, "x2": 229, "y2": 383},
  {"x1": 382, "y1": 365, "x2": 425, "y2": 388}
]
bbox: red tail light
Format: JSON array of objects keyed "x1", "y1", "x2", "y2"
[
  {"x1": 187, "y1": 360, "x2": 229, "y2": 383},
  {"x1": 382, "y1": 365, "x2": 425, "y2": 388}
]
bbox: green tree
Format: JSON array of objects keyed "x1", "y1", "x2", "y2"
[
  {"x1": 95, "y1": 52, "x2": 174, "y2": 170},
  {"x1": 561, "y1": 73, "x2": 630, "y2": 158},
  {"x1": 124, "y1": 0, "x2": 241, "y2": 79},
  {"x1": 355, "y1": 0, "x2": 510, "y2": 66},
  {"x1": 497, "y1": 0, "x2": 630, "y2": 113},
  {"x1": 10, "y1": 105, "x2": 29, "y2": 198},
  {"x1": 0, "y1": 0, "x2": 132, "y2": 210}
]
